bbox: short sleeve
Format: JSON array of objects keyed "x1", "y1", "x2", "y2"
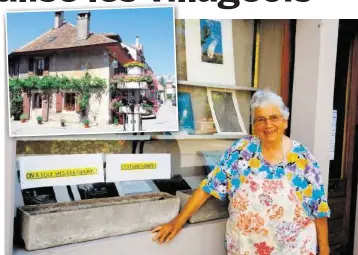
[
  {"x1": 199, "y1": 139, "x2": 242, "y2": 201},
  {"x1": 301, "y1": 151, "x2": 331, "y2": 219}
]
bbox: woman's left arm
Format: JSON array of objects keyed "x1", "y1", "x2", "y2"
[
  {"x1": 315, "y1": 217, "x2": 330, "y2": 255},
  {"x1": 301, "y1": 149, "x2": 331, "y2": 254}
]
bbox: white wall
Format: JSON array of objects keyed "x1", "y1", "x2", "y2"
[
  {"x1": 14, "y1": 219, "x2": 227, "y2": 255},
  {"x1": 290, "y1": 19, "x2": 339, "y2": 193},
  {"x1": 184, "y1": 20, "x2": 236, "y2": 86}
]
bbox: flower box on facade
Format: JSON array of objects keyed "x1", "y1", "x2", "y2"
[
  {"x1": 18, "y1": 192, "x2": 180, "y2": 251},
  {"x1": 117, "y1": 82, "x2": 148, "y2": 89},
  {"x1": 176, "y1": 189, "x2": 229, "y2": 224},
  {"x1": 127, "y1": 66, "x2": 143, "y2": 75}
]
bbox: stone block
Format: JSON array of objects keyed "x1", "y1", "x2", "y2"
[
  {"x1": 176, "y1": 189, "x2": 229, "y2": 224},
  {"x1": 19, "y1": 192, "x2": 180, "y2": 251}
]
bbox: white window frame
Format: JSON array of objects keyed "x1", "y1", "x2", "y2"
[{"x1": 206, "y1": 87, "x2": 247, "y2": 136}]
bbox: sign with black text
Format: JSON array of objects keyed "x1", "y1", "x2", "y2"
[
  {"x1": 106, "y1": 154, "x2": 171, "y2": 182},
  {"x1": 18, "y1": 154, "x2": 105, "y2": 189}
]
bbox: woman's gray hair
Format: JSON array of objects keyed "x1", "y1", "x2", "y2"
[{"x1": 250, "y1": 89, "x2": 290, "y2": 122}]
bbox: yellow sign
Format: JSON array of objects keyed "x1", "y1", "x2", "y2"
[
  {"x1": 121, "y1": 162, "x2": 157, "y2": 171},
  {"x1": 26, "y1": 167, "x2": 98, "y2": 180}
]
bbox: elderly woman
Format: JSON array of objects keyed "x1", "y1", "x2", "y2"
[{"x1": 152, "y1": 90, "x2": 330, "y2": 255}]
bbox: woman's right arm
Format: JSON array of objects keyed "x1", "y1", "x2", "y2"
[{"x1": 151, "y1": 188, "x2": 212, "y2": 244}]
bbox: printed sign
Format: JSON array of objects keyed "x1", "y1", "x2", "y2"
[
  {"x1": 106, "y1": 154, "x2": 171, "y2": 182},
  {"x1": 18, "y1": 154, "x2": 104, "y2": 189},
  {"x1": 121, "y1": 162, "x2": 157, "y2": 171},
  {"x1": 330, "y1": 110, "x2": 337, "y2": 161}
]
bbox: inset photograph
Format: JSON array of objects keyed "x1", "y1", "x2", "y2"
[{"x1": 6, "y1": 7, "x2": 178, "y2": 137}]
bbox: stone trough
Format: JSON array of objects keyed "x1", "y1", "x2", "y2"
[
  {"x1": 18, "y1": 192, "x2": 180, "y2": 251},
  {"x1": 176, "y1": 189, "x2": 229, "y2": 224}
]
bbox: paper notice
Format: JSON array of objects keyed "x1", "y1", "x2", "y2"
[{"x1": 330, "y1": 110, "x2": 337, "y2": 160}]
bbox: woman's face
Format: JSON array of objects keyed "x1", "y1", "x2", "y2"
[{"x1": 253, "y1": 104, "x2": 288, "y2": 143}]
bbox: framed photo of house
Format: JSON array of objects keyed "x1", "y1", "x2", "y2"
[
  {"x1": 206, "y1": 88, "x2": 247, "y2": 135},
  {"x1": 6, "y1": 7, "x2": 178, "y2": 137}
]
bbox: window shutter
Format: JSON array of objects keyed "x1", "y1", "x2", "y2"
[
  {"x1": 44, "y1": 56, "x2": 50, "y2": 71},
  {"x1": 56, "y1": 92, "x2": 63, "y2": 113},
  {"x1": 28, "y1": 58, "x2": 34, "y2": 72},
  {"x1": 22, "y1": 93, "x2": 31, "y2": 118}
]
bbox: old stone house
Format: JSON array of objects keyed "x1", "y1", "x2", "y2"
[{"x1": 8, "y1": 11, "x2": 150, "y2": 126}]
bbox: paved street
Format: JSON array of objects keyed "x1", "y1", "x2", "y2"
[
  {"x1": 142, "y1": 101, "x2": 178, "y2": 132},
  {"x1": 10, "y1": 101, "x2": 178, "y2": 137}
]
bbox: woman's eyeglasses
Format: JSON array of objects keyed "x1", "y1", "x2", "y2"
[{"x1": 254, "y1": 115, "x2": 283, "y2": 126}]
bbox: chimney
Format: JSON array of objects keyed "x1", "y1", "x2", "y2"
[
  {"x1": 54, "y1": 11, "x2": 64, "y2": 29},
  {"x1": 135, "y1": 36, "x2": 139, "y2": 48},
  {"x1": 77, "y1": 12, "x2": 91, "y2": 41}
]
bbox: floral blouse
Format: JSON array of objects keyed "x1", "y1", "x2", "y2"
[{"x1": 199, "y1": 135, "x2": 331, "y2": 219}]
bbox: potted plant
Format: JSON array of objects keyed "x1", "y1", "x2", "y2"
[
  {"x1": 124, "y1": 61, "x2": 145, "y2": 75},
  {"x1": 36, "y1": 116, "x2": 43, "y2": 124},
  {"x1": 83, "y1": 119, "x2": 90, "y2": 128},
  {"x1": 20, "y1": 114, "x2": 28, "y2": 123},
  {"x1": 60, "y1": 118, "x2": 65, "y2": 127}
]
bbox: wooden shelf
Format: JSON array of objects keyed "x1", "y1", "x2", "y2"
[
  {"x1": 15, "y1": 134, "x2": 151, "y2": 141},
  {"x1": 14, "y1": 133, "x2": 243, "y2": 142},
  {"x1": 152, "y1": 133, "x2": 243, "y2": 140},
  {"x1": 177, "y1": 80, "x2": 258, "y2": 91}
]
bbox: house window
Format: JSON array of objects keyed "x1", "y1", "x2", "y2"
[
  {"x1": 32, "y1": 93, "x2": 42, "y2": 109},
  {"x1": 35, "y1": 59, "x2": 45, "y2": 76},
  {"x1": 9, "y1": 58, "x2": 20, "y2": 77},
  {"x1": 207, "y1": 88, "x2": 247, "y2": 135},
  {"x1": 64, "y1": 93, "x2": 76, "y2": 111},
  {"x1": 28, "y1": 57, "x2": 49, "y2": 76},
  {"x1": 114, "y1": 63, "x2": 127, "y2": 75}
]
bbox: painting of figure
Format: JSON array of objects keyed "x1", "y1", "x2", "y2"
[{"x1": 200, "y1": 19, "x2": 223, "y2": 64}]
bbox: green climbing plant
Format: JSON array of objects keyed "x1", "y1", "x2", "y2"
[{"x1": 8, "y1": 72, "x2": 106, "y2": 114}]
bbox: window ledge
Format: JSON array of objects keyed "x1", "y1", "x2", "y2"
[{"x1": 178, "y1": 80, "x2": 258, "y2": 91}]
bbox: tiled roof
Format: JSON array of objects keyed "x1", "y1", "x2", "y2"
[{"x1": 12, "y1": 22, "x2": 118, "y2": 53}]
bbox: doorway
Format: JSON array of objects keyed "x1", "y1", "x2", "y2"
[{"x1": 327, "y1": 20, "x2": 358, "y2": 255}]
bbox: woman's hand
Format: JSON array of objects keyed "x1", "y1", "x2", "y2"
[
  {"x1": 150, "y1": 188, "x2": 212, "y2": 244},
  {"x1": 151, "y1": 219, "x2": 184, "y2": 244}
]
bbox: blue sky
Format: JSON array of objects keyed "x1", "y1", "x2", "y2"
[{"x1": 6, "y1": 7, "x2": 175, "y2": 76}]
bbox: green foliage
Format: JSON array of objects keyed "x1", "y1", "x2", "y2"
[
  {"x1": 8, "y1": 72, "x2": 106, "y2": 113},
  {"x1": 112, "y1": 74, "x2": 153, "y2": 84},
  {"x1": 20, "y1": 114, "x2": 28, "y2": 120},
  {"x1": 36, "y1": 116, "x2": 43, "y2": 121},
  {"x1": 9, "y1": 73, "x2": 106, "y2": 92}
]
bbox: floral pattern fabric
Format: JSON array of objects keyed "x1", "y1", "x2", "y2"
[{"x1": 199, "y1": 135, "x2": 330, "y2": 255}]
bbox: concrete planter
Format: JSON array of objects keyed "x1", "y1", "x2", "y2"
[
  {"x1": 19, "y1": 192, "x2": 180, "y2": 251},
  {"x1": 127, "y1": 66, "x2": 143, "y2": 75},
  {"x1": 176, "y1": 189, "x2": 229, "y2": 224}
]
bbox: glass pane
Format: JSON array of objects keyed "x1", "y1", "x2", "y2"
[{"x1": 211, "y1": 91, "x2": 242, "y2": 132}]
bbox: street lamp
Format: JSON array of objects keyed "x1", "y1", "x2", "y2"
[{"x1": 111, "y1": 59, "x2": 118, "y2": 68}]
